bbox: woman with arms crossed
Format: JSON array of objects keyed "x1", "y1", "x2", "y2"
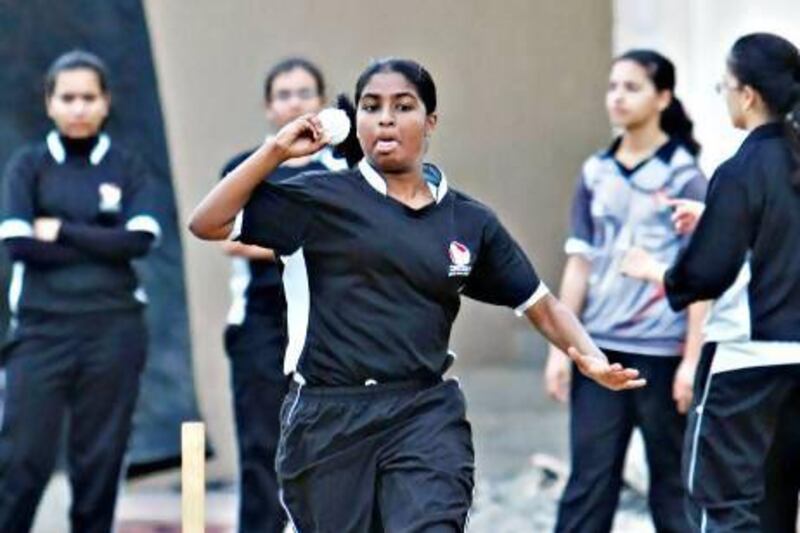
[{"x1": 0, "y1": 50, "x2": 160, "y2": 532}]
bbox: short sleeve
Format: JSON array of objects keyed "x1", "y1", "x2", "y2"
[
  {"x1": 676, "y1": 170, "x2": 708, "y2": 202},
  {"x1": 122, "y1": 154, "x2": 162, "y2": 243},
  {"x1": 462, "y1": 213, "x2": 547, "y2": 315},
  {"x1": 220, "y1": 151, "x2": 252, "y2": 180},
  {"x1": 0, "y1": 148, "x2": 36, "y2": 239},
  {"x1": 237, "y1": 172, "x2": 319, "y2": 256},
  {"x1": 564, "y1": 173, "x2": 594, "y2": 256}
]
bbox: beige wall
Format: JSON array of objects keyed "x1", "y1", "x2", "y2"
[{"x1": 143, "y1": 0, "x2": 612, "y2": 480}]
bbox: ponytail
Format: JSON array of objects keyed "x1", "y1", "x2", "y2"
[
  {"x1": 661, "y1": 96, "x2": 700, "y2": 156},
  {"x1": 332, "y1": 94, "x2": 362, "y2": 168},
  {"x1": 728, "y1": 33, "x2": 800, "y2": 189}
]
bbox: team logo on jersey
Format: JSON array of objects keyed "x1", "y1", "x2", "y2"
[
  {"x1": 448, "y1": 241, "x2": 472, "y2": 277},
  {"x1": 98, "y1": 183, "x2": 122, "y2": 213}
]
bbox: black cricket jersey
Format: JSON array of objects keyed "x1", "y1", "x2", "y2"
[
  {"x1": 236, "y1": 159, "x2": 546, "y2": 385},
  {"x1": 665, "y1": 122, "x2": 800, "y2": 371},
  {"x1": 0, "y1": 131, "x2": 161, "y2": 316},
  {"x1": 221, "y1": 148, "x2": 344, "y2": 324}
]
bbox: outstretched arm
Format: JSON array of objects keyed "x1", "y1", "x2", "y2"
[{"x1": 526, "y1": 293, "x2": 646, "y2": 391}]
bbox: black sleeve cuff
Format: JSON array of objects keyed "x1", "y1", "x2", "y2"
[{"x1": 664, "y1": 266, "x2": 693, "y2": 312}]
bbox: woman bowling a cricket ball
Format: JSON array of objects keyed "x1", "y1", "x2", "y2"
[{"x1": 190, "y1": 57, "x2": 644, "y2": 532}]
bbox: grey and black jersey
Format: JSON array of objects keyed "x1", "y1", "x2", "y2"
[
  {"x1": 236, "y1": 159, "x2": 546, "y2": 385},
  {"x1": 567, "y1": 137, "x2": 707, "y2": 355}
]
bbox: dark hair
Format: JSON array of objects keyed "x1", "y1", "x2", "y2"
[
  {"x1": 263, "y1": 57, "x2": 325, "y2": 102},
  {"x1": 331, "y1": 94, "x2": 361, "y2": 168},
  {"x1": 354, "y1": 58, "x2": 437, "y2": 113},
  {"x1": 334, "y1": 58, "x2": 438, "y2": 167},
  {"x1": 728, "y1": 33, "x2": 800, "y2": 186},
  {"x1": 615, "y1": 49, "x2": 701, "y2": 156},
  {"x1": 45, "y1": 50, "x2": 109, "y2": 98}
]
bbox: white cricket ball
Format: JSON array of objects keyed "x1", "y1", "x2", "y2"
[{"x1": 317, "y1": 108, "x2": 351, "y2": 145}]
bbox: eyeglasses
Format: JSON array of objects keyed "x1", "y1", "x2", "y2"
[
  {"x1": 272, "y1": 88, "x2": 319, "y2": 102},
  {"x1": 714, "y1": 80, "x2": 741, "y2": 94}
]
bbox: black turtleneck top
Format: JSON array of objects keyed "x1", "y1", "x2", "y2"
[{"x1": 0, "y1": 131, "x2": 162, "y2": 317}]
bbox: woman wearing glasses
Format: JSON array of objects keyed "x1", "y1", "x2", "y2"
[
  {"x1": 622, "y1": 33, "x2": 800, "y2": 531},
  {"x1": 218, "y1": 57, "x2": 345, "y2": 533}
]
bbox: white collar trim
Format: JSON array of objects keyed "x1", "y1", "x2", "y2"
[
  {"x1": 357, "y1": 159, "x2": 449, "y2": 204},
  {"x1": 46, "y1": 131, "x2": 65, "y2": 163},
  {"x1": 46, "y1": 131, "x2": 111, "y2": 165}
]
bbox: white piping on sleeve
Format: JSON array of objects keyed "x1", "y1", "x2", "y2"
[
  {"x1": 0, "y1": 219, "x2": 33, "y2": 239},
  {"x1": 514, "y1": 282, "x2": 550, "y2": 317},
  {"x1": 126, "y1": 215, "x2": 162, "y2": 245},
  {"x1": 228, "y1": 211, "x2": 243, "y2": 241},
  {"x1": 564, "y1": 237, "x2": 594, "y2": 256}
]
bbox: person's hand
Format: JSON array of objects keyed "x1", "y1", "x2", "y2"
[
  {"x1": 566, "y1": 347, "x2": 647, "y2": 391},
  {"x1": 673, "y1": 358, "x2": 697, "y2": 414},
  {"x1": 272, "y1": 114, "x2": 330, "y2": 161},
  {"x1": 33, "y1": 217, "x2": 62, "y2": 242},
  {"x1": 544, "y1": 347, "x2": 572, "y2": 403},
  {"x1": 620, "y1": 246, "x2": 666, "y2": 283},
  {"x1": 662, "y1": 197, "x2": 705, "y2": 235}
]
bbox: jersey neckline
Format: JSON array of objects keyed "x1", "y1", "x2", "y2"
[
  {"x1": 355, "y1": 159, "x2": 450, "y2": 217},
  {"x1": 46, "y1": 130, "x2": 111, "y2": 166}
]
